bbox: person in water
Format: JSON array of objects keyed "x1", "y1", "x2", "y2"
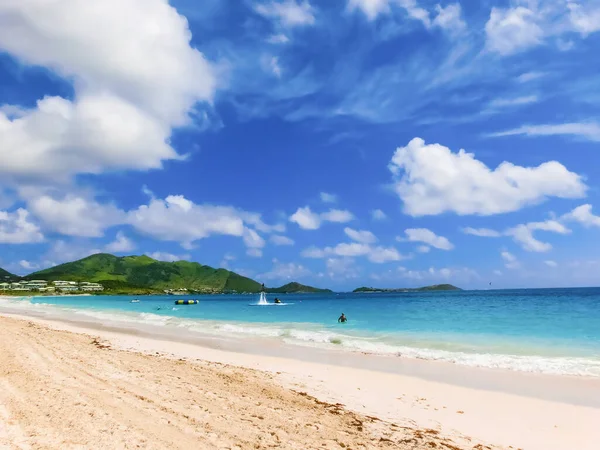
[{"x1": 338, "y1": 313, "x2": 347, "y2": 323}]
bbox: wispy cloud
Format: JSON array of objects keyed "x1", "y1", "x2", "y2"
[{"x1": 489, "y1": 122, "x2": 600, "y2": 142}]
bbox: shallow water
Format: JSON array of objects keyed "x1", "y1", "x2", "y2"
[{"x1": 2, "y1": 288, "x2": 599, "y2": 376}]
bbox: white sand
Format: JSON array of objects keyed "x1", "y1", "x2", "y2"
[{"x1": 1, "y1": 311, "x2": 598, "y2": 450}]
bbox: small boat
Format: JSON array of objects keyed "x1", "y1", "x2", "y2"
[
  {"x1": 130, "y1": 299, "x2": 140, "y2": 303},
  {"x1": 274, "y1": 298, "x2": 282, "y2": 304},
  {"x1": 174, "y1": 299, "x2": 199, "y2": 305}
]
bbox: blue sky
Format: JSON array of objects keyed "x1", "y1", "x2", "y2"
[{"x1": 1, "y1": 0, "x2": 600, "y2": 290}]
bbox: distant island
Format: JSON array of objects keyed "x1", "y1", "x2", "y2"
[
  {"x1": 353, "y1": 284, "x2": 461, "y2": 293},
  {"x1": 266, "y1": 282, "x2": 332, "y2": 294},
  {"x1": 0, "y1": 253, "x2": 330, "y2": 296}
]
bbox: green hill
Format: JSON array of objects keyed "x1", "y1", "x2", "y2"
[
  {"x1": 267, "y1": 282, "x2": 332, "y2": 294},
  {"x1": 0, "y1": 267, "x2": 17, "y2": 281},
  {"x1": 353, "y1": 284, "x2": 461, "y2": 293},
  {"x1": 26, "y1": 253, "x2": 263, "y2": 294}
]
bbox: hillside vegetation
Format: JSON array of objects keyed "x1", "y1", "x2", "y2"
[
  {"x1": 27, "y1": 254, "x2": 263, "y2": 294},
  {"x1": 0, "y1": 267, "x2": 17, "y2": 281},
  {"x1": 25, "y1": 254, "x2": 330, "y2": 295}
]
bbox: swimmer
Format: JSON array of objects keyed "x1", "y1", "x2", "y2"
[{"x1": 338, "y1": 313, "x2": 347, "y2": 323}]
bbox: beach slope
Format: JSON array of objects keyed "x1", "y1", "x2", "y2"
[{"x1": 0, "y1": 316, "x2": 483, "y2": 450}]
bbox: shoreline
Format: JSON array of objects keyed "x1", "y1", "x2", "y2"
[{"x1": 1, "y1": 311, "x2": 599, "y2": 449}]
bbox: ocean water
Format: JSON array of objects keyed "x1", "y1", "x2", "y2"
[{"x1": 1, "y1": 288, "x2": 599, "y2": 377}]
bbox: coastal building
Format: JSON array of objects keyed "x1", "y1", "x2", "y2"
[
  {"x1": 2, "y1": 279, "x2": 103, "y2": 293},
  {"x1": 79, "y1": 282, "x2": 104, "y2": 292}
]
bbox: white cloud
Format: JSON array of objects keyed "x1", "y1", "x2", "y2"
[
  {"x1": 267, "y1": 33, "x2": 290, "y2": 44},
  {"x1": 505, "y1": 220, "x2": 570, "y2": 252},
  {"x1": 44, "y1": 241, "x2": 100, "y2": 265},
  {"x1": 347, "y1": 0, "x2": 390, "y2": 21},
  {"x1": 501, "y1": 251, "x2": 520, "y2": 270},
  {"x1": 321, "y1": 209, "x2": 354, "y2": 223},
  {"x1": 254, "y1": 0, "x2": 315, "y2": 27},
  {"x1": 367, "y1": 246, "x2": 403, "y2": 263},
  {"x1": 270, "y1": 235, "x2": 295, "y2": 246},
  {"x1": 371, "y1": 209, "x2": 387, "y2": 220},
  {"x1": 128, "y1": 195, "x2": 267, "y2": 248},
  {"x1": 344, "y1": 227, "x2": 377, "y2": 244},
  {"x1": 247, "y1": 248, "x2": 263, "y2": 258},
  {"x1": 416, "y1": 245, "x2": 430, "y2": 253},
  {"x1": 432, "y1": 3, "x2": 466, "y2": 34},
  {"x1": 19, "y1": 260, "x2": 39, "y2": 271},
  {"x1": 269, "y1": 56, "x2": 282, "y2": 78},
  {"x1": 545, "y1": 260, "x2": 558, "y2": 268},
  {"x1": 568, "y1": 2, "x2": 600, "y2": 35},
  {"x1": 260, "y1": 258, "x2": 312, "y2": 280},
  {"x1": 28, "y1": 194, "x2": 126, "y2": 238},
  {"x1": 347, "y1": 0, "x2": 430, "y2": 27},
  {"x1": 403, "y1": 228, "x2": 454, "y2": 250},
  {"x1": 389, "y1": 138, "x2": 586, "y2": 216},
  {"x1": 0, "y1": 0, "x2": 216, "y2": 186},
  {"x1": 461, "y1": 227, "x2": 502, "y2": 237},
  {"x1": 105, "y1": 231, "x2": 136, "y2": 254},
  {"x1": 302, "y1": 242, "x2": 405, "y2": 264},
  {"x1": 517, "y1": 72, "x2": 546, "y2": 83},
  {"x1": 243, "y1": 228, "x2": 266, "y2": 249},
  {"x1": 146, "y1": 252, "x2": 190, "y2": 262},
  {"x1": 395, "y1": 266, "x2": 479, "y2": 283},
  {"x1": 289, "y1": 206, "x2": 354, "y2": 230},
  {"x1": 0, "y1": 208, "x2": 44, "y2": 244},
  {"x1": 290, "y1": 206, "x2": 321, "y2": 230},
  {"x1": 325, "y1": 257, "x2": 359, "y2": 279},
  {"x1": 464, "y1": 219, "x2": 570, "y2": 252},
  {"x1": 490, "y1": 122, "x2": 600, "y2": 142},
  {"x1": 493, "y1": 270, "x2": 503, "y2": 276},
  {"x1": 485, "y1": 6, "x2": 543, "y2": 55},
  {"x1": 489, "y1": 95, "x2": 538, "y2": 108},
  {"x1": 320, "y1": 192, "x2": 337, "y2": 203},
  {"x1": 562, "y1": 204, "x2": 600, "y2": 227}
]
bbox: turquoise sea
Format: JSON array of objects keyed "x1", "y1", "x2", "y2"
[{"x1": 1, "y1": 288, "x2": 599, "y2": 377}]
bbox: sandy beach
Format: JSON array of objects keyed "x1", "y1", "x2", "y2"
[{"x1": 0, "y1": 313, "x2": 599, "y2": 449}]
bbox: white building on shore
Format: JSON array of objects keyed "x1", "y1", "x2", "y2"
[{"x1": 0, "y1": 280, "x2": 103, "y2": 293}]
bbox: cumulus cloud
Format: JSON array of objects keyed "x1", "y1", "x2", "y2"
[
  {"x1": 289, "y1": 206, "x2": 354, "y2": 229},
  {"x1": 254, "y1": 0, "x2": 315, "y2": 27},
  {"x1": 344, "y1": 227, "x2": 377, "y2": 244},
  {"x1": 28, "y1": 194, "x2": 126, "y2": 238},
  {"x1": 104, "y1": 231, "x2": 136, "y2": 253},
  {"x1": 347, "y1": 0, "x2": 391, "y2": 20},
  {"x1": 463, "y1": 219, "x2": 570, "y2": 252},
  {"x1": 371, "y1": 209, "x2": 387, "y2": 221},
  {"x1": 461, "y1": 227, "x2": 502, "y2": 238},
  {"x1": 325, "y1": 257, "x2": 359, "y2": 279},
  {"x1": 246, "y1": 248, "x2": 263, "y2": 258},
  {"x1": 289, "y1": 206, "x2": 321, "y2": 230},
  {"x1": 260, "y1": 258, "x2": 312, "y2": 280},
  {"x1": 321, "y1": 209, "x2": 354, "y2": 223},
  {"x1": 0, "y1": 208, "x2": 44, "y2": 244},
  {"x1": 127, "y1": 195, "x2": 270, "y2": 249},
  {"x1": 485, "y1": 6, "x2": 543, "y2": 55},
  {"x1": 146, "y1": 252, "x2": 190, "y2": 262},
  {"x1": 501, "y1": 251, "x2": 520, "y2": 269},
  {"x1": 402, "y1": 228, "x2": 454, "y2": 250},
  {"x1": 544, "y1": 260, "x2": 558, "y2": 268},
  {"x1": 389, "y1": 138, "x2": 586, "y2": 216},
  {"x1": 562, "y1": 204, "x2": 600, "y2": 227},
  {"x1": 505, "y1": 220, "x2": 570, "y2": 252},
  {"x1": 320, "y1": 192, "x2": 337, "y2": 203},
  {"x1": 568, "y1": 2, "x2": 600, "y2": 35},
  {"x1": 19, "y1": 260, "x2": 39, "y2": 271},
  {"x1": 0, "y1": 0, "x2": 217, "y2": 187},
  {"x1": 416, "y1": 245, "x2": 430, "y2": 253},
  {"x1": 270, "y1": 235, "x2": 295, "y2": 246},
  {"x1": 432, "y1": 3, "x2": 466, "y2": 34},
  {"x1": 302, "y1": 242, "x2": 405, "y2": 263}
]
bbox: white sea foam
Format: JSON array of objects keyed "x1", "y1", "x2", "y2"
[{"x1": 1, "y1": 296, "x2": 599, "y2": 377}]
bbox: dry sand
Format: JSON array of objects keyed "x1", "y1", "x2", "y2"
[{"x1": 0, "y1": 315, "x2": 498, "y2": 450}]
